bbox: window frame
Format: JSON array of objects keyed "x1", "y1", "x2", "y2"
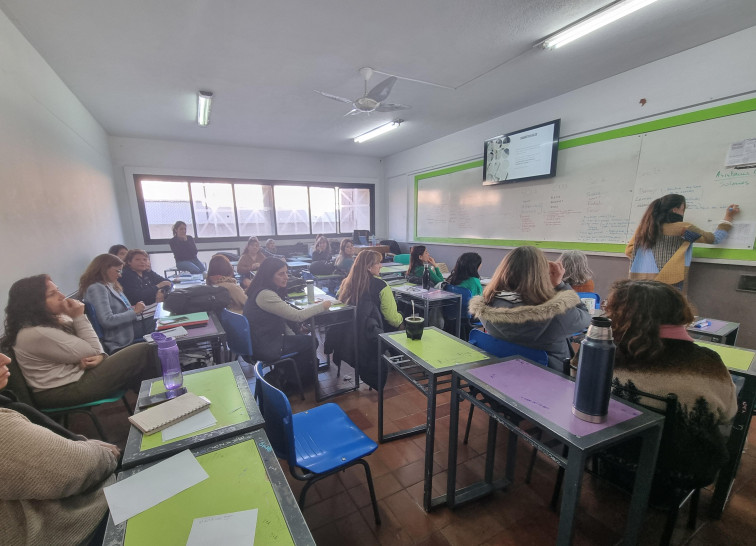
[{"x1": 134, "y1": 174, "x2": 375, "y2": 244}]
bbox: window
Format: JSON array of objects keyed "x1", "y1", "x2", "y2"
[{"x1": 134, "y1": 175, "x2": 373, "y2": 243}]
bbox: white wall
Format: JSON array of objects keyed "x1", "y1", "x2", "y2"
[
  {"x1": 108, "y1": 136, "x2": 385, "y2": 255},
  {"x1": 0, "y1": 10, "x2": 122, "y2": 310},
  {"x1": 382, "y1": 26, "x2": 756, "y2": 349}
]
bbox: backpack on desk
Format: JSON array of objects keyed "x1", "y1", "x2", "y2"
[{"x1": 164, "y1": 285, "x2": 231, "y2": 314}]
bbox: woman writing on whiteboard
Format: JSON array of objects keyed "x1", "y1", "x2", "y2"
[{"x1": 626, "y1": 194, "x2": 739, "y2": 293}]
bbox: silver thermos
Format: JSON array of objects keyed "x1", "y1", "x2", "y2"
[{"x1": 572, "y1": 316, "x2": 616, "y2": 423}]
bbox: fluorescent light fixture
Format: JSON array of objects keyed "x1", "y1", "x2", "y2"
[
  {"x1": 354, "y1": 119, "x2": 403, "y2": 143},
  {"x1": 541, "y1": 0, "x2": 660, "y2": 49},
  {"x1": 197, "y1": 90, "x2": 213, "y2": 126}
]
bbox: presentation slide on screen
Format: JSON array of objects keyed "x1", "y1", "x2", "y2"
[{"x1": 485, "y1": 123, "x2": 556, "y2": 182}]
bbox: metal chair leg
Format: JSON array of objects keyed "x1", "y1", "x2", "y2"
[{"x1": 358, "y1": 459, "x2": 381, "y2": 525}]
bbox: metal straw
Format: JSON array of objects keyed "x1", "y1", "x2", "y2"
[{"x1": 412, "y1": 300, "x2": 415, "y2": 318}]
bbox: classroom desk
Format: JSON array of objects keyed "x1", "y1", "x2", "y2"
[
  {"x1": 288, "y1": 291, "x2": 359, "y2": 401},
  {"x1": 154, "y1": 303, "x2": 228, "y2": 364},
  {"x1": 285, "y1": 260, "x2": 310, "y2": 270},
  {"x1": 103, "y1": 430, "x2": 314, "y2": 546},
  {"x1": 121, "y1": 361, "x2": 264, "y2": 469},
  {"x1": 447, "y1": 357, "x2": 664, "y2": 546},
  {"x1": 390, "y1": 283, "x2": 462, "y2": 338},
  {"x1": 378, "y1": 327, "x2": 499, "y2": 511},
  {"x1": 687, "y1": 319, "x2": 740, "y2": 345},
  {"x1": 695, "y1": 341, "x2": 756, "y2": 518}
]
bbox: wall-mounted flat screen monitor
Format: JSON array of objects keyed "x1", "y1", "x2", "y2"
[{"x1": 483, "y1": 119, "x2": 560, "y2": 185}]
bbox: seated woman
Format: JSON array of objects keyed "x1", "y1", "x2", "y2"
[
  {"x1": 446, "y1": 252, "x2": 483, "y2": 296},
  {"x1": 169, "y1": 221, "x2": 205, "y2": 274},
  {"x1": 602, "y1": 279, "x2": 736, "y2": 490},
  {"x1": 108, "y1": 244, "x2": 128, "y2": 261},
  {"x1": 2, "y1": 275, "x2": 159, "y2": 409},
  {"x1": 243, "y1": 258, "x2": 331, "y2": 385},
  {"x1": 328, "y1": 250, "x2": 403, "y2": 388},
  {"x1": 80, "y1": 253, "x2": 148, "y2": 353},
  {"x1": 334, "y1": 238, "x2": 356, "y2": 273},
  {"x1": 557, "y1": 249, "x2": 595, "y2": 293},
  {"x1": 262, "y1": 238, "x2": 285, "y2": 259},
  {"x1": 237, "y1": 236, "x2": 266, "y2": 286},
  {"x1": 120, "y1": 249, "x2": 171, "y2": 306},
  {"x1": 0, "y1": 352, "x2": 120, "y2": 546},
  {"x1": 407, "y1": 245, "x2": 443, "y2": 286},
  {"x1": 469, "y1": 246, "x2": 590, "y2": 370},
  {"x1": 311, "y1": 235, "x2": 332, "y2": 262},
  {"x1": 207, "y1": 254, "x2": 247, "y2": 314}
]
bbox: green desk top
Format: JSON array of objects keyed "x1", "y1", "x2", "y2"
[
  {"x1": 387, "y1": 329, "x2": 489, "y2": 369},
  {"x1": 696, "y1": 341, "x2": 756, "y2": 372},
  {"x1": 142, "y1": 366, "x2": 250, "y2": 450},
  {"x1": 124, "y1": 438, "x2": 294, "y2": 545}
]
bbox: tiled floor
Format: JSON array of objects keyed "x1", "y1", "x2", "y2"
[{"x1": 86, "y1": 360, "x2": 756, "y2": 546}]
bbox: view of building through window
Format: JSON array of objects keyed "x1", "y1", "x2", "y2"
[{"x1": 136, "y1": 176, "x2": 371, "y2": 242}]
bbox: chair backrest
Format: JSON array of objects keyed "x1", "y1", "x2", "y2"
[
  {"x1": 379, "y1": 240, "x2": 402, "y2": 255},
  {"x1": 576, "y1": 292, "x2": 601, "y2": 307},
  {"x1": 83, "y1": 301, "x2": 105, "y2": 340},
  {"x1": 443, "y1": 284, "x2": 473, "y2": 319},
  {"x1": 468, "y1": 329, "x2": 549, "y2": 367},
  {"x1": 5, "y1": 355, "x2": 36, "y2": 406},
  {"x1": 219, "y1": 309, "x2": 254, "y2": 358},
  {"x1": 254, "y1": 362, "x2": 297, "y2": 469},
  {"x1": 394, "y1": 253, "x2": 410, "y2": 265}
]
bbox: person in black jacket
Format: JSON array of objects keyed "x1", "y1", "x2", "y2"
[{"x1": 120, "y1": 249, "x2": 172, "y2": 305}]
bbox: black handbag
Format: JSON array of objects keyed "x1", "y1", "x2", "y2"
[{"x1": 163, "y1": 285, "x2": 231, "y2": 314}]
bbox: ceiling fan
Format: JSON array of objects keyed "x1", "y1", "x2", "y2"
[{"x1": 315, "y1": 67, "x2": 411, "y2": 116}]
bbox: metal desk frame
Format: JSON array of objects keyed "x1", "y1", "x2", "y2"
[
  {"x1": 154, "y1": 303, "x2": 228, "y2": 365},
  {"x1": 310, "y1": 303, "x2": 359, "y2": 402},
  {"x1": 121, "y1": 361, "x2": 264, "y2": 469},
  {"x1": 377, "y1": 327, "x2": 498, "y2": 511},
  {"x1": 103, "y1": 430, "x2": 315, "y2": 545},
  {"x1": 390, "y1": 285, "x2": 462, "y2": 338},
  {"x1": 447, "y1": 358, "x2": 664, "y2": 546}
]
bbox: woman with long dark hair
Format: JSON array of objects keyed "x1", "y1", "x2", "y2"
[
  {"x1": 311, "y1": 235, "x2": 332, "y2": 262},
  {"x1": 169, "y1": 220, "x2": 205, "y2": 274},
  {"x1": 603, "y1": 279, "x2": 736, "y2": 486},
  {"x1": 469, "y1": 246, "x2": 590, "y2": 369},
  {"x1": 1, "y1": 275, "x2": 158, "y2": 408},
  {"x1": 243, "y1": 258, "x2": 330, "y2": 384},
  {"x1": 626, "y1": 194, "x2": 739, "y2": 292},
  {"x1": 447, "y1": 252, "x2": 483, "y2": 296},
  {"x1": 80, "y1": 253, "x2": 147, "y2": 353},
  {"x1": 338, "y1": 250, "x2": 403, "y2": 329},
  {"x1": 120, "y1": 249, "x2": 171, "y2": 305},
  {"x1": 407, "y1": 245, "x2": 443, "y2": 285},
  {"x1": 334, "y1": 238, "x2": 356, "y2": 272},
  {"x1": 237, "y1": 236, "x2": 265, "y2": 278}
]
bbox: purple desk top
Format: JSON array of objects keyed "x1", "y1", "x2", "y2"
[
  {"x1": 466, "y1": 359, "x2": 641, "y2": 438},
  {"x1": 179, "y1": 318, "x2": 220, "y2": 339},
  {"x1": 688, "y1": 318, "x2": 729, "y2": 333}
]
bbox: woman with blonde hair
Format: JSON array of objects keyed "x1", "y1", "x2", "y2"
[
  {"x1": 334, "y1": 238, "x2": 356, "y2": 273},
  {"x1": 80, "y1": 254, "x2": 148, "y2": 353},
  {"x1": 469, "y1": 246, "x2": 590, "y2": 370},
  {"x1": 207, "y1": 254, "x2": 247, "y2": 313},
  {"x1": 311, "y1": 235, "x2": 332, "y2": 262}
]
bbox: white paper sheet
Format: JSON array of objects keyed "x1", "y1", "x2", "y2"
[
  {"x1": 104, "y1": 450, "x2": 209, "y2": 525},
  {"x1": 186, "y1": 509, "x2": 258, "y2": 546},
  {"x1": 161, "y1": 408, "x2": 218, "y2": 441}
]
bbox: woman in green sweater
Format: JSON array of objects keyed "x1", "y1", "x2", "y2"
[
  {"x1": 407, "y1": 245, "x2": 444, "y2": 286},
  {"x1": 447, "y1": 252, "x2": 483, "y2": 296}
]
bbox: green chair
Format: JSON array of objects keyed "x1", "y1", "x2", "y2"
[{"x1": 6, "y1": 357, "x2": 131, "y2": 442}]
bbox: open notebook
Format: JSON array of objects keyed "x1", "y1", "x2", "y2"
[{"x1": 128, "y1": 392, "x2": 211, "y2": 435}]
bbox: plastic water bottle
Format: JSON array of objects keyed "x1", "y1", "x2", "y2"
[
  {"x1": 422, "y1": 264, "x2": 431, "y2": 290},
  {"x1": 154, "y1": 335, "x2": 183, "y2": 393},
  {"x1": 572, "y1": 316, "x2": 616, "y2": 423},
  {"x1": 306, "y1": 279, "x2": 315, "y2": 304}
]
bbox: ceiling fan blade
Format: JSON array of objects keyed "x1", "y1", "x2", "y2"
[
  {"x1": 314, "y1": 90, "x2": 353, "y2": 104},
  {"x1": 343, "y1": 109, "x2": 362, "y2": 116},
  {"x1": 365, "y1": 76, "x2": 397, "y2": 102},
  {"x1": 375, "y1": 103, "x2": 411, "y2": 112}
]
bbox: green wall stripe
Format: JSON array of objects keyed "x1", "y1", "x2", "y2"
[{"x1": 413, "y1": 97, "x2": 756, "y2": 262}]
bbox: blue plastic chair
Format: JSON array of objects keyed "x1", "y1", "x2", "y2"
[
  {"x1": 254, "y1": 362, "x2": 381, "y2": 524},
  {"x1": 468, "y1": 329, "x2": 549, "y2": 367},
  {"x1": 219, "y1": 309, "x2": 305, "y2": 400},
  {"x1": 83, "y1": 301, "x2": 106, "y2": 340},
  {"x1": 443, "y1": 284, "x2": 482, "y2": 340}
]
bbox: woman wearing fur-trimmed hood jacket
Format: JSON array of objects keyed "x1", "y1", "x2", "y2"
[{"x1": 469, "y1": 246, "x2": 591, "y2": 370}]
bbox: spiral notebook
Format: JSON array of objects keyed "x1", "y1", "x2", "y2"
[{"x1": 128, "y1": 392, "x2": 211, "y2": 435}]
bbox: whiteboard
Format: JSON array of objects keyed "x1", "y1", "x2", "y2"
[{"x1": 415, "y1": 103, "x2": 756, "y2": 261}]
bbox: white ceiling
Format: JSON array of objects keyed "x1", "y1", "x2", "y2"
[{"x1": 2, "y1": 0, "x2": 756, "y2": 158}]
